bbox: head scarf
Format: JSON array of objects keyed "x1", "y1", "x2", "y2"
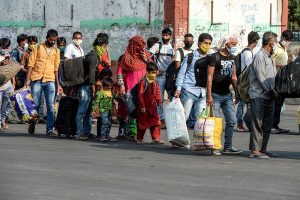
[{"x1": 121, "y1": 35, "x2": 150, "y2": 71}]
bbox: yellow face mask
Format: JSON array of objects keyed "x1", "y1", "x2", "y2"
[
  {"x1": 103, "y1": 89, "x2": 112, "y2": 97},
  {"x1": 29, "y1": 44, "x2": 36, "y2": 50},
  {"x1": 200, "y1": 43, "x2": 211, "y2": 54},
  {"x1": 146, "y1": 72, "x2": 157, "y2": 83}
]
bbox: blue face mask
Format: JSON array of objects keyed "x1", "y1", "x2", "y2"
[{"x1": 227, "y1": 46, "x2": 237, "y2": 54}]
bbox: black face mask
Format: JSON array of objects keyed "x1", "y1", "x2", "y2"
[
  {"x1": 46, "y1": 40, "x2": 55, "y2": 47},
  {"x1": 184, "y1": 42, "x2": 193, "y2": 49},
  {"x1": 162, "y1": 38, "x2": 170, "y2": 44}
]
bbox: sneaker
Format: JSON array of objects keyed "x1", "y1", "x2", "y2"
[
  {"x1": 76, "y1": 134, "x2": 89, "y2": 140},
  {"x1": 235, "y1": 124, "x2": 248, "y2": 132},
  {"x1": 28, "y1": 123, "x2": 36, "y2": 134},
  {"x1": 271, "y1": 127, "x2": 289, "y2": 134},
  {"x1": 211, "y1": 150, "x2": 222, "y2": 156},
  {"x1": 223, "y1": 147, "x2": 243, "y2": 155},
  {"x1": 38, "y1": 118, "x2": 47, "y2": 124},
  {"x1": 98, "y1": 136, "x2": 108, "y2": 142},
  {"x1": 46, "y1": 130, "x2": 57, "y2": 136},
  {"x1": 106, "y1": 136, "x2": 117, "y2": 142}
]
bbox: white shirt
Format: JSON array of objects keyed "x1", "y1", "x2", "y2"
[
  {"x1": 149, "y1": 42, "x2": 174, "y2": 73},
  {"x1": 241, "y1": 50, "x2": 253, "y2": 71},
  {"x1": 64, "y1": 43, "x2": 84, "y2": 59},
  {"x1": 175, "y1": 48, "x2": 193, "y2": 62}
]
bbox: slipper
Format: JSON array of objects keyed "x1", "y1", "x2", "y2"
[
  {"x1": 151, "y1": 140, "x2": 164, "y2": 144},
  {"x1": 136, "y1": 140, "x2": 144, "y2": 144},
  {"x1": 249, "y1": 153, "x2": 269, "y2": 159},
  {"x1": 1, "y1": 123, "x2": 8, "y2": 130}
]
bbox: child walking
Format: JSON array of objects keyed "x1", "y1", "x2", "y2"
[
  {"x1": 137, "y1": 62, "x2": 163, "y2": 144},
  {"x1": 92, "y1": 77, "x2": 116, "y2": 142}
]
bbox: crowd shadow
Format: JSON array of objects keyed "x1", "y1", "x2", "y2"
[{"x1": 1, "y1": 130, "x2": 300, "y2": 160}]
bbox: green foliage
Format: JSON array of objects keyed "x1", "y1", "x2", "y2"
[{"x1": 289, "y1": 0, "x2": 300, "y2": 29}]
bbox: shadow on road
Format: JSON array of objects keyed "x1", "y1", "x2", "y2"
[{"x1": 1, "y1": 131, "x2": 300, "y2": 160}]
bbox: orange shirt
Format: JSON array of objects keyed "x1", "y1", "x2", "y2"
[{"x1": 28, "y1": 43, "x2": 60, "y2": 82}]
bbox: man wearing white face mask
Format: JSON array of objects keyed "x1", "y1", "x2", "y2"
[
  {"x1": 271, "y1": 30, "x2": 293, "y2": 134},
  {"x1": 64, "y1": 31, "x2": 84, "y2": 60}
]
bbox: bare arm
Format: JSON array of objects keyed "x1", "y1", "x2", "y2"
[{"x1": 206, "y1": 66, "x2": 215, "y2": 105}]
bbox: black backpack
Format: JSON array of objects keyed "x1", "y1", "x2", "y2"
[
  {"x1": 194, "y1": 53, "x2": 219, "y2": 87},
  {"x1": 166, "y1": 51, "x2": 193, "y2": 95},
  {"x1": 165, "y1": 48, "x2": 184, "y2": 92},
  {"x1": 234, "y1": 48, "x2": 252, "y2": 78}
]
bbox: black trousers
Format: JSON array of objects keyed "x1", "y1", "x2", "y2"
[
  {"x1": 272, "y1": 94, "x2": 285, "y2": 128},
  {"x1": 249, "y1": 98, "x2": 274, "y2": 151}
]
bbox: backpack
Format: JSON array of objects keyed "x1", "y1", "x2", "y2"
[
  {"x1": 234, "y1": 48, "x2": 253, "y2": 78},
  {"x1": 127, "y1": 79, "x2": 157, "y2": 115},
  {"x1": 194, "y1": 53, "x2": 219, "y2": 87},
  {"x1": 237, "y1": 63, "x2": 252, "y2": 103},
  {"x1": 155, "y1": 42, "x2": 174, "y2": 63},
  {"x1": 166, "y1": 52, "x2": 194, "y2": 95},
  {"x1": 275, "y1": 56, "x2": 300, "y2": 98},
  {"x1": 165, "y1": 48, "x2": 184, "y2": 90}
]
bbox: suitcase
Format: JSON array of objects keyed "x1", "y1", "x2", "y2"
[{"x1": 55, "y1": 97, "x2": 79, "y2": 138}]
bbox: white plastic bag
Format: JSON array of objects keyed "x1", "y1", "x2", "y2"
[{"x1": 164, "y1": 98, "x2": 190, "y2": 148}]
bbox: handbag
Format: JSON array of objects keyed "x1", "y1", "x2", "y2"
[
  {"x1": 193, "y1": 106, "x2": 223, "y2": 150},
  {"x1": 0, "y1": 58, "x2": 22, "y2": 85}
]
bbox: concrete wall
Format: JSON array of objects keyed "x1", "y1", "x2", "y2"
[
  {"x1": 0, "y1": 0, "x2": 164, "y2": 60},
  {"x1": 189, "y1": 0, "x2": 283, "y2": 50}
]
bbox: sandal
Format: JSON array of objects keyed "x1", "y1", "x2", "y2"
[
  {"x1": 151, "y1": 140, "x2": 164, "y2": 144},
  {"x1": 249, "y1": 153, "x2": 269, "y2": 159},
  {"x1": 1, "y1": 122, "x2": 8, "y2": 130},
  {"x1": 136, "y1": 140, "x2": 144, "y2": 144}
]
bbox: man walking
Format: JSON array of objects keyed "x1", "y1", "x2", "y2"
[
  {"x1": 149, "y1": 27, "x2": 175, "y2": 128},
  {"x1": 25, "y1": 29, "x2": 61, "y2": 135}
]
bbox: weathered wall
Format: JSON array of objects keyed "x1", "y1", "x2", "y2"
[
  {"x1": 0, "y1": 0, "x2": 164, "y2": 60},
  {"x1": 189, "y1": 0, "x2": 283, "y2": 50}
]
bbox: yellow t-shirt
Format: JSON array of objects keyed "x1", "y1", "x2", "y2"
[
  {"x1": 28, "y1": 43, "x2": 60, "y2": 82},
  {"x1": 272, "y1": 43, "x2": 288, "y2": 68}
]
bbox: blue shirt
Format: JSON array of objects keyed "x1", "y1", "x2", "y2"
[{"x1": 176, "y1": 49, "x2": 206, "y2": 98}]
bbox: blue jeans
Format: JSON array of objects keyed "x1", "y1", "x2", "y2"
[
  {"x1": 0, "y1": 84, "x2": 13, "y2": 124},
  {"x1": 212, "y1": 92, "x2": 237, "y2": 149},
  {"x1": 186, "y1": 105, "x2": 197, "y2": 128},
  {"x1": 236, "y1": 101, "x2": 244, "y2": 124},
  {"x1": 157, "y1": 74, "x2": 166, "y2": 120},
  {"x1": 76, "y1": 84, "x2": 92, "y2": 135},
  {"x1": 180, "y1": 88, "x2": 206, "y2": 123},
  {"x1": 97, "y1": 112, "x2": 112, "y2": 137},
  {"x1": 31, "y1": 81, "x2": 56, "y2": 132}
]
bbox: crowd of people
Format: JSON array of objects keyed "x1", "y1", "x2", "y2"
[{"x1": 0, "y1": 27, "x2": 295, "y2": 158}]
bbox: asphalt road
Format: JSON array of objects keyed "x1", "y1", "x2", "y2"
[{"x1": 0, "y1": 105, "x2": 300, "y2": 200}]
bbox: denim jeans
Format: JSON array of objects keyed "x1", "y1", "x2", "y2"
[
  {"x1": 212, "y1": 92, "x2": 237, "y2": 149},
  {"x1": 38, "y1": 91, "x2": 46, "y2": 119},
  {"x1": 97, "y1": 112, "x2": 112, "y2": 137},
  {"x1": 0, "y1": 84, "x2": 14, "y2": 124},
  {"x1": 236, "y1": 100, "x2": 245, "y2": 124},
  {"x1": 180, "y1": 88, "x2": 206, "y2": 122},
  {"x1": 31, "y1": 81, "x2": 56, "y2": 132},
  {"x1": 157, "y1": 74, "x2": 166, "y2": 120},
  {"x1": 186, "y1": 105, "x2": 197, "y2": 128},
  {"x1": 76, "y1": 84, "x2": 92, "y2": 135}
]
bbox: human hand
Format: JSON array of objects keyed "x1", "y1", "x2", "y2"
[
  {"x1": 206, "y1": 95, "x2": 213, "y2": 106},
  {"x1": 141, "y1": 107, "x2": 146, "y2": 113},
  {"x1": 174, "y1": 90, "x2": 181, "y2": 98}
]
